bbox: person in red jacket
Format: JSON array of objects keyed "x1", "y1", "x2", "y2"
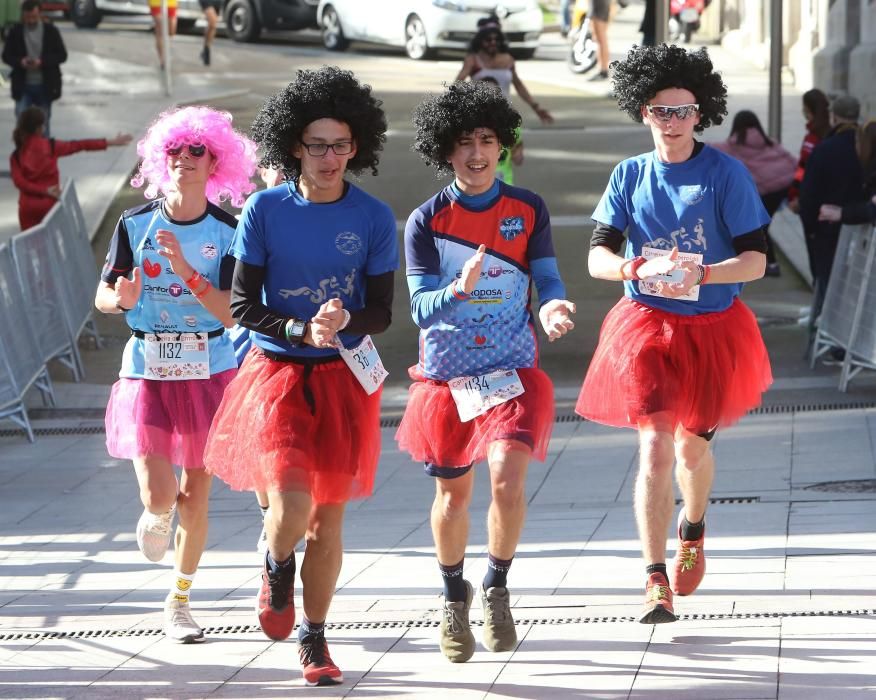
[{"x1": 10, "y1": 106, "x2": 132, "y2": 230}]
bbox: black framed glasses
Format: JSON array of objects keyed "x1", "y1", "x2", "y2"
[
  {"x1": 165, "y1": 143, "x2": 208, "y2": 158},
  {"x1": 300, "y1": 141, "x2": 354, "y2": 157},
  {"x1": 645, "y1": 104, "x2": 700, "y2": 122}
]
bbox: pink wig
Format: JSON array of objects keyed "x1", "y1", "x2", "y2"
[{"x1": 131, "y1": 106, "x2": 258, "y2": 208}]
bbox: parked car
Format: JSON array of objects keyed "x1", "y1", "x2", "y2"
[
  {"x1": 71, "y1": 0, "x2": 317, "y2": 43},
  {"x1": 316, "y1": 0, "x2": 542, "y2": 60}
]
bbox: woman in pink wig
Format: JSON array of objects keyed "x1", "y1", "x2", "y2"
[{"x1": 94, "y1": 106, "x2": 257, "y2": 644}]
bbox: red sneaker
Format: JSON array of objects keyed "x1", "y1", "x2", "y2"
[
  {"x1": 639, "y1": 572, "x2": 677, "y2": 624},
  {"x1": 255, "y1": 554, "x2": 295, "y2": 641},
  {"x1": 299, "y1": 634, "x2": 344, "y2": 687},
  {"x1": 671, "y1": 511, "x2": 706, "y2": 596}
]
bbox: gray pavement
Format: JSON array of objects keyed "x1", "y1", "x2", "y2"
[{"x1": 3, "y1": 6, "x2": 876, "y2": 699}]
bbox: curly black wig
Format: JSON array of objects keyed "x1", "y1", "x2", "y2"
[
  {"x1": 611, "y1": 44, "x2": 727, "y2": 133},
  {"x1": 412, "y1": 81, "x2": 521, "y2": 174},
  {"x1": 251, "y1": 66, "x2": 387, "y2": 179}
]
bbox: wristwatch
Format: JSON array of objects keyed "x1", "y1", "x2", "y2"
[{"x1": 284, "y1": 318, "x2": 307, "y2": 346}]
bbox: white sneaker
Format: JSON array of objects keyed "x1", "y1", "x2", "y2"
[
  {"x1": 164, "y1": 594, "x2": 205, "y2": 644},
  {"x1": 136, "y1": 504, "x2": 175, "y2": 562},
  {"x1": 257, "y1": 508, "x2": 269, "y2": 553}
]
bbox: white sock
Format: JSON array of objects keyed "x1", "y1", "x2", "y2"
[{"x1": 171, "y1": 570, "x2": 194, "y2": 603}]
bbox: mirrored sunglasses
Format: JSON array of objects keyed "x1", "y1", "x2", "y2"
[
  {"x1": 165, "y1": 143, "x2": 208, "y2": 158},
  {"x1": 645, "y1": 104, "x2": 700, "y2": 122}
]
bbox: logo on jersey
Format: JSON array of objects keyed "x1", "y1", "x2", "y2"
[
  {"x1": 474, "y1": 335, "x2": 487, "y2": 345},
  {"x1": 335, "y1": 231, "x2": 363, "y2": 255},
  {"x1": 169, "y1": 283, "x2": 183, "y2": 298},
  {"x1": 143, "y1": 258, "x2": 162, "y2": 278},
  {"x1": 160, "y1": 310, "x2": 171, "y2": 325},
  {"x1": 679, "y1": 185, "x2": 705, "y2": 205},
  {"x1": 200, "y1": 242, "x2": 218, "y2": 260},
  {"x1": 142, "y1": 237, "x2": 155, "y2": 251},
  {"x1": 183, "y1": 315, "x2": 197, "y2": 327},
  {"x1": 499, "y1": 216, "x2": 525, "y2": 241}
]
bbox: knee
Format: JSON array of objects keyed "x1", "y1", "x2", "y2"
[
  {"x1": 675, "y1": 439, "x2": 710, "y2": 473},
  {"x1": 638, "y1": 432, "x2": 675, "y2": 474},
  {"x1": 434, "y1": 486, "x2": 471, "y2": 522},
  {"x1": 305, "y1": 506, "x2": 344, "y2": 547},
  {"x1": 490, "y1": 474, "x2": 525, "y2": 511}
]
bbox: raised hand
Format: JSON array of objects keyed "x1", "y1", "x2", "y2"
[
  {"x1": 155, "y1": 229, "x2": 193, "y2": 280},
  {"x1": 115, "y1": 266, "x2": 142, "y2": 310},
  {"x1": 538, "y1": 299, "x2": 576, "y2": 342},
  {"x1": 460, "y1": 244, "x2": 487, "y2": 295}
]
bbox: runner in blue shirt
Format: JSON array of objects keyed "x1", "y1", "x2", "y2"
[
  {"x1": 397, "y1": 81, "x2": 575, "y2": 663},
  {"x1": 95, "y1": 106, "x2": 257, "y2": 644},
  {"x1": 203, "y1": 67, "x2": 398, "y2": 687},
  {"x1": 576, "y1": 45, "x2": 773, "y2": 624}
]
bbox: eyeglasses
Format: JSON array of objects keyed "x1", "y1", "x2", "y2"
[
  {"x1": 165, "y1": 143, "x2": 208, "y2": 158},
  {"x1": 300, "y1": 141, "x2": 354, "y2": 157},
  {"x1": 646, "y1": 104, "x2": 699, "y2": 122}
]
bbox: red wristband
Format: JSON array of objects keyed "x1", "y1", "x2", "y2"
[
  {"x1": 185, "y1": 270, "x2": 202, "y2": 289},
  {"x1": 451, "y1": 280, "x2": 468, "y2": 300},
  {"x1": 194, "y1": 282, "x2": 211, "y2": 299},
  {"x1": 701, "y1": 264, "x2": 711, "y2": 285},
  {"x1": 628, "y1": 256, "x2": 647, "y2": 280}
]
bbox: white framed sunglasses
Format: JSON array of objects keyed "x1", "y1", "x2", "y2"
[{"x1": 645, "y1": 104, "x2": 700, "y2": 121}]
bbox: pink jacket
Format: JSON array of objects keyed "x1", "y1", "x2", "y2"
[{"x1": 712, "y1": 128, "x2": 796, "y2": 195}]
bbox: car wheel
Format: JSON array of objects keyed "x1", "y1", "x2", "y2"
[
  {"x1": 321, "y1": 5, "x2": 348, "y2": 51},
  {"x1": 71, "y1": 0, "x2": 102, "y2": 28},
  {"x1": 404, "y1": 14, "x2": 432, "y2": 60},
  {"x1": 225, "y1": 0, "x2": 261, "y2": 43},
  {"x1": 567, "y1": 19, "x2": 598, "y2": 74}
]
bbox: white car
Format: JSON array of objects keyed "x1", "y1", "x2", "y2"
[{"x1": 316, "y1": 0, "x2": 542, "y2": 60}]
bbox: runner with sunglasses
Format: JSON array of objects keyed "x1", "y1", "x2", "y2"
[
  {"x1": 203, "y1": 66, "x2": 397, "y2": 686},
  {"x1": 576, "y1": 45, "x2": 772, "y2": 624},
  {"x1": 95, "y1": 106, "x2": 257, "y2": 643}
]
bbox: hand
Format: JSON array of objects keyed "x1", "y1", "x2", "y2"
[
  {"x1": 818, "y1": 204, "x2": 842, "y2": 222},
  {"x1": 636, "y1": 246, "x2": 679, "y2": 279},
  {"x1": 787, "y1": 199, "x2": 800, "y2": 214},
  {"x1": 109, "y1": 132, "x2": 133, "y2": 147},
  {"x1": 656, "y1": 260, "x2": 701, "y2": 298},
  {"x1": 46, "y1": 184, "x2": 61, "y2": 199},
  {"x1": 114, "y1": 266, "x2": 142, "y2": 310},
  {"x1": 155, "y1": 229, "x2": 193, "y2": 280},
  {"x1": 459, "y1": 244, "x2": 487, "y2": 295},
  {"x1": 538, "y1": 299, "x2": 576, "y2": 342},
  {"x1": 534, "y1": 105, "x2": 554, "y2": 125},
  {"x1": 306, "y1": 319, "x2": 337, "y2": 348},
  {"x1": 311, "y1": 299, "x2": 346, "y2": 333}
]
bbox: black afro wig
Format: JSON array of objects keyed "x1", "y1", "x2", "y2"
[
  {"x1": 411, "y1": 80, "x2": 522, "y2": 174},
  {"x1": 611, "y1": 44, "x2": 727, "y2": 133},
  {"x1": 251, "y1": 65, "x2": 387, "y2": 179}
]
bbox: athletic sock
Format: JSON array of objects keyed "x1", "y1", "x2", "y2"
[
  {"x1": 439, "y1": 559, "x2": 467, "y2": 602},
  {"x1": 483, "y1": 553, "x2": 513, "y2": 590}
]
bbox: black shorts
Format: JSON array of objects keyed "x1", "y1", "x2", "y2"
[
  {"x1": 199, "y1": 0, "x2": 221, "y2": 11},
  {"x1": 590, "y1": 0, "x2": 610, "y2": 21}
]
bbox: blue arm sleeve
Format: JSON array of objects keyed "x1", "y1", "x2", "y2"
[
  {"x1": 408, "y1": 274, "x2": 465, "y2": 328},
  {"x1": 531, "y1": 257, "x2": 566, "y2": 308}
]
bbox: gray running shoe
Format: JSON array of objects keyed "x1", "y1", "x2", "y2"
[
  {"x1": 481, "y1": 586, "x2": 517, "y2": 652},
  {"x1": 439, "y1": 579, "x2": 475, "y2": 663},
  {"x1": 164, "y1": 594, "x2": 205, "y2": 644},
  {"x1": 136, "y1": 504, "x2": 175, "y2": 562}
]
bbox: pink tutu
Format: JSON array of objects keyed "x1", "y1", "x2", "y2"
[
  {"x1": 395, "y1": 367, "x2": 555, "y2": 470},
  {"x1": 105, "y1": 369, "x2": 236, "y2": 468},
  {"x1": 203, "y1": 349, "x2": 382, "y2": 504},
  {"x1": 576, "y1": 297, "x2": 772, "y2": 433}
]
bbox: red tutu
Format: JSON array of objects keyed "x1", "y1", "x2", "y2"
[
  {"x1": 395, "y1": 367, "x2": 555, "y2": 469},
  {"x1": 576, "y1": 297, "x2": 772, "y2": 433},
  {"x1": 203, "y1": 349, "x2": 382, "y2": 504},
  {"x1": 105, "y1": 369, "x2": 236, "y2": 468}
]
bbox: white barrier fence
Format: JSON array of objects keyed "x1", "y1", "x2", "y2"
[
  {"x1": 0, "y1": 182, "x2": 101, "y2": 441},
  {"x1": 810, "y1": 223, "x2": 876, "y2": 391}
]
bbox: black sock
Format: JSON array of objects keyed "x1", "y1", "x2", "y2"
[
  {"x1": 297, "y1": 616, "x2": 325, "y2": 643},
  {"x1": 266, "y1": 550, "x2": 295, "y2": 576},
  {"x1": 483, "y1": 553, "x2": 513, "y2": 590},
  {"x1": 646, "y1": 563, "x2": 668, "y2": 579},
  {"x1": 439, "y1": 559, "x2": 466, "y2": 602},
  {"x1": 681, "y1": 516, "x2": 705, "y2": 541}
]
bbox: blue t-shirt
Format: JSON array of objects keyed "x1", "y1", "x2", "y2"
[
  {"x1": 100, "y1": 200, "x2": 238, "y2": 379},
  {"x1": 233, "y1": 181, "x2": 399, "y2": 358},
  {"x1": 405, "y1": 181, "x2": 557, "y2": 381},
  {"x1": 593, "y1": 145, "x2": 770, "y2": 315}
]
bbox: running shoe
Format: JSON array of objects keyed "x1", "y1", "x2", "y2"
[
  {"x1": 438, "y1": 579, "x2": 475, "y2": 663},
  {"x1": 299, "y1": 632, "x2": 343, "y2": 686},
  {"x1": 671, "y1": 511, "x2": 706, "y2": 596},
  {"x1": 256, "y1": 553, "x2": 295, "y2": 641},
  {"x1": 639, "y1": 572, "x2": 677, "y2": 624},
  {"x1": 136, "y1": 504, "x2": 175, "y2": 562},
  {"x1": 480, "y1": 586, "x2": 517, "y2": 652},
  {"x1": 164, "y1": 593, "x2": 205, "y2": 643}
]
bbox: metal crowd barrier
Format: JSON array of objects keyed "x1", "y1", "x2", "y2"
[
  {"x1": 810, "y1": 223, "x2": 876, "y2": 391},
  {"x1": 1, "y1": 182, "x2": 101, "y2": 441}
]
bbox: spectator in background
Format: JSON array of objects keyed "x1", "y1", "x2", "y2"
[
  {"x1": 1, "y1": 0, "x2": 67, "y2": 137},
  {"x1": 148, "y1": 0, "x2": 178, "y2": 70},
  {"x1": 588, "y1": 0, "x2": 612, "y2": 81},
  {"x1": 560, "y1": 0, "x2": 572, "y2": 37},
  {"x1": 712, "y1": 110, "x2": 796, "y2": 277},
  {"x1": 640, "y1": 0, "x2": 656, "y2": 46},
  {"x1": 819, "y1": 120, "x2": 876, "y2": 226},
  {"x1": 800, "y1": 94, "x2": 865, "y2": 336},
  {"x1": 199, "y1": 0, "x2": 219, "y2": 66},
  {"x1": 10, "y1": 106, "x2": 132, "y2": 230}
]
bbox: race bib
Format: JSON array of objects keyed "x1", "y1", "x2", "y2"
[
  {"x1": 638, "y1": 246, "x2": 703, "y2": 301},
  {"x1": 143, "y1": 333, "x2": 210, "y2": 380},
  {"x1": 337, "y1": 335, "x2": 387, "y2": 395},
  {"x1": 448, "y1": 369, "x2": 525, "y2": 423}
]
